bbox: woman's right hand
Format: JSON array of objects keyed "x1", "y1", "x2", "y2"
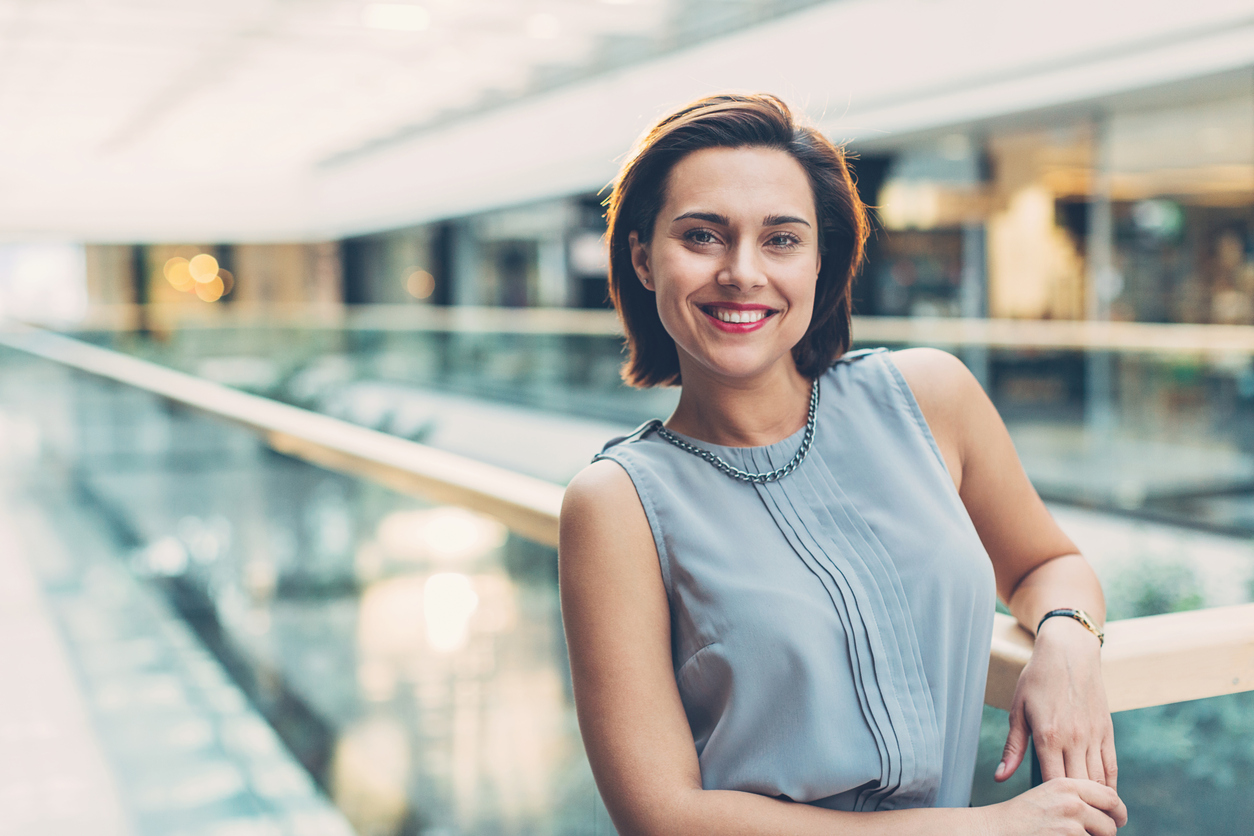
[{"x1": 979, "y1": 779, "x2": 1127, "y2": 836}]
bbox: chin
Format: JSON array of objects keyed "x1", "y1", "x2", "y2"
[{"x1": 688, "y1": 348, "x2": 797, "y2": 382}]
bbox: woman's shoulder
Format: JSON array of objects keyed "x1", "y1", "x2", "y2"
[
  {"x1": 827, "y1": 346, "x2": 978, "y2": 415},
  {"x1": 559, "y1": 458, "x2": 660, "y2": 583},
  {"x1": 884, "y1": 347, "x2": 982, "y2": 419},
  {"x1": 880, "y1": 347, "x2": 986, "y2": 489},
  {"x1": 563, "y1": 457, "x2": 639, "y2": 516}
]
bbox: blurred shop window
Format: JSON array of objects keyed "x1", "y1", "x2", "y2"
[
  {"x1": 570, "y1": 194, "x2": 611, "y2": 309},
  {"x1": 985, "y1": 126, "x2": 1092, "y2": 321},
  {"x1": 343, "y1": 230, "x2": 435, "y2": 306},
  {"x1": 471, "y1": 240, "x2": 532, "y2": 308},
  {"x1": 474, "y1": 201, "x2": 572, "y2": 308},
  {"x1": 0, "y1": 243, "x2": 88, "y2": 325},
  {"x1": 874, "y1": 134, "x2": 986, "y2": 317},
  {"x1": 568, "y1": 231, "x2": 610, "y2": 309},
  {"x1": 1108, "y1": 88, "x2": 1254, "y2": 325}
]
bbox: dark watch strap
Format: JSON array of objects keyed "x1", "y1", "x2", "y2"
[{"x1": 1036, "y1": 608, "x2": 1105, "y2": 647}]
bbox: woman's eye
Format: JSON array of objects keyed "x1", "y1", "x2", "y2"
[
  {"x1": 768, "y1": 233, "x2": 801, "y2": 249},
  {"x1": 686, "y1": 229, "x2": 719, "y2": 245}
]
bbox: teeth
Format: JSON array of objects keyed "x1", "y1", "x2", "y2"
[{"x1": 711, "y1": 308, "x2": 767, "y2": 324}]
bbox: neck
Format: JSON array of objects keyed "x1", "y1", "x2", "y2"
[{"x1": 666, "y1": 359, "x2": 812, "y2": 448}]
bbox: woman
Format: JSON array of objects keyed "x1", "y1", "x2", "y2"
[{"x1": 559, "y1": 94, "x2": 1126, "y2": 835}]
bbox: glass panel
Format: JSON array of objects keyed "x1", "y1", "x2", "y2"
[
  {"x1": 74, "y1": 326, "x2": 1254, "y2": 537},
  {"x1": 0, "y1": 346, "x2": 611, "y2": 835}
]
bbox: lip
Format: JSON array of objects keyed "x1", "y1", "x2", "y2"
[{"x1": 699, "y1": 302, "x2": 779, "y2": 333}]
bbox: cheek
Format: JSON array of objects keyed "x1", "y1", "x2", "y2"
[
  {"x1": 653, "y1": 285, "x2": 694, "y2": 343},
  {"x1": 651, "y1": 251, "x2": 703, "y2": 311},
  {"x1": 785, "y1": 269, "x2": 819, "y2": 314},
  {"x1": 779, "y1": 273, "x2": 819, "y2": 342},
  {"x1": 653, "y1": 246, "x2": 702, "y2": 284}
]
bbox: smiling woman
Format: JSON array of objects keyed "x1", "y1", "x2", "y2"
[
  {"x1": 606, "y1": 95, "x2": 866, "y2": 390},
  {"x1": 559, "y1": 94, "x2": 1128, "y2": 836},
  {"x1": 628, "y1": 147, "x2": 824, "y2": 389}
]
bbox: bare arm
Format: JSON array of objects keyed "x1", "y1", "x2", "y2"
[
  {"x1": 892, "y1": 349, "x2": 1119, "y2": 794},
  {"x1": 559, "y1": 458, "x2": 1124, "y2": 835}
]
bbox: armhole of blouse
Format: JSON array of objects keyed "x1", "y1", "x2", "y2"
[
  {"x1": 590, "y1": 450, "x2": 675, "y2": 598},
  {"x1": 878, "y1": 351, "x2": 961, "y2": 488}
]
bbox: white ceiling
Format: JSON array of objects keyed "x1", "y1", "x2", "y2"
[
  {"x1": 0, "y1": 0, "x2": 687, "y2": 172},
  {"x1": 0, "y1": 0, "x2": 827, "y2": 241},
  {"x1": 1, "y1": 0, "x2": 1252, "y2": 242}
]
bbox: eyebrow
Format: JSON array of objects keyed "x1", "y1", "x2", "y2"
[
  {"x1": 673, "y1": 211, "x2": 730, "y2": 225},
  {"x1": 672, "y1": 211, "x2": 811, "y2": 228},
  {"x1": 763, "y1": 214, "x2": 811, "y2": 227}
]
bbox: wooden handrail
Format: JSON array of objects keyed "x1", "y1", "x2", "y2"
[
  {"x1": 4, "y1": 322, "x2": 1253, "y2": 713},
  {"x1": 0, "y1": 324, "x2": 563, "y2": 546},
  {"x1": 987, "y1": 606, "x2": 1254, "y2": 712}
]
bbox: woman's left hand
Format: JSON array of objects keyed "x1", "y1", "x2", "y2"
[{"x1": 996, "y1": 616, "x2": 1117, "y2": 789}]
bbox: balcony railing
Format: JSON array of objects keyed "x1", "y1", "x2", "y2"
[{"x1": 4, "y1": 318, "x2": 1253, "y2": 717}]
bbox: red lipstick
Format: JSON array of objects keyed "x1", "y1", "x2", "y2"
[{"x1": 700, "y1": 303, "x2": 777, "y2": 333}]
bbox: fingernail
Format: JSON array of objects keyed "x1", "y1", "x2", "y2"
[{"x1": 995, "y1": 761, "x2": 1005, "y2": 776}]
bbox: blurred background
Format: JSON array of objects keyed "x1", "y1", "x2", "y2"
[{"x1": 1, "y1": 1, "x2": 1253, "y2": 834}]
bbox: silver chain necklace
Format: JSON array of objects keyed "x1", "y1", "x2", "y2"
[{"x1": 651, "y1": 378, "x2": 819, "y2": 484}]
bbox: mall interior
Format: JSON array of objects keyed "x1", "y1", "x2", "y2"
[{"x1": 2, "y1": 1, "x2": 1254, "y2": 835}]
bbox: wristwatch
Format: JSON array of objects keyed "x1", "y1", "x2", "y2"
[{"x1": 1036, "y1": 608, "x2": 1105, "y2": 647}]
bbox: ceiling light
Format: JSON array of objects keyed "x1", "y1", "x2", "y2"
[{"x1": 362, "y1": 3, "x2": 430, "y2": 32}]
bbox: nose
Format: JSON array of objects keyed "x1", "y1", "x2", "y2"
[{"x1": 716, "y1": 239, "x2": 767, "y2": 292}]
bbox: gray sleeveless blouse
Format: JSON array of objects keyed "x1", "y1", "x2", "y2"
[{"x1": 594, "y1": 348, "x2": 996, "y2": 810}]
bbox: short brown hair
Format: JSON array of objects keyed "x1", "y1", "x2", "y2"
[{"x1": 605, "y1": 93, "x2": 870, "y2": 388}]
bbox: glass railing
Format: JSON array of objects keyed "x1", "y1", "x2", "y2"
[
  {"x1": 74, "y1": 308, "x2": 1254, "y2": 536},
  {"x1": 0, "y1": 342, "x2": 610, "y2": 835},
  {"x1": 6, "y1": 313, "x2": 1254, "y2": 835}
]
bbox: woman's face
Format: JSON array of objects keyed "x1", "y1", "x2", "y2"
[{"x1": 630, "y1": 146, "x2": 821, "y2": 385}]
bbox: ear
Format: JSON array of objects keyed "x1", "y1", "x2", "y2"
[{"x1": 628, "y1": 231, "x2": 654, "y2": 291}]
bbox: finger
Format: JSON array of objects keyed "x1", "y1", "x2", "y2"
[
  {"x1": 1086, "y1": 745, "x2": 1106, "y2": 787},
  {"x1": 1035, "y1": 732, "x2": 1067, "y2": 782},
  {"x1": 997, "y1": 706, "x2": 1029, "y2": 782},
  {"x1": 1101, "y1": 733, "x2": 1119, "y2": 793},
  {"x1": 1075, "y1": 779, "x2": 1128, "y2": 828},
  {"x1": 1063, "y1": 744, "x2": 1089, "y2": 781},
  {"x1": 1080, "y1": 806, "x2": 1119, "y2": 836}
]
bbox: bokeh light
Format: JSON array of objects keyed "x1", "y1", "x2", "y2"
[
  {"x1": 376, "y1": 506, "x2": 506, "y2": 563},
  {"x1": 423, "y1": 572, "x2": 478, "y2": 653},
  {"x1": 162, "y1": 253, "x2": 231, "y2": 301},
  {"x1": 195, "y1": 275, "x2": 225, "y2": 302},
  {"x1": 164, "y1": 257, "x2": 196, "y2": 291},
  {"x1": 404, "y1": 269, "x2": 435, "y2": 300},
  {"x1": 162, "y1": 256, "x2": 187, "y2": 280},
  {"x1": 189, "y1": 253, "x2": 220, "y2": 283}
]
